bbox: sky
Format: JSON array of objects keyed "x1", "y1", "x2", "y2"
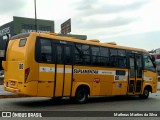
[{"x1": 0, "y1": 0, "x2": 160, "y2": 51}]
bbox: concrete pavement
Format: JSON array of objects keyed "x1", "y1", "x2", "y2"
[
  {"x1": 0, "y1": 85, "x2": 22, "y2": 98},
  {"x1": 0, "y1": 85, "x2": 14, "y2": 95}
]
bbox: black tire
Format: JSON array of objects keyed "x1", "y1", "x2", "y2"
[
  {"x1": 139, "y1": 88, "x2": 149, "y2": 99},
  {"x1": 74, "y1": 87, "x2": 88, "y2": 104}
]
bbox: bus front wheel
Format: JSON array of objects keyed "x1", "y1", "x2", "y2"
[
  {"x1": 139, "y1": 88, "x2": 149, "y2": 99},
  {"x1": 74, "y1": 87, "x2": 88, "y2": 104}
]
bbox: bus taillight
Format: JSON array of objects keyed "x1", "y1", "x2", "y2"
[{"x1": 25, "y1": 68, "x2": 30, "y2": 82}]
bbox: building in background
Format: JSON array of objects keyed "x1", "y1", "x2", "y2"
[
  {"x1": 0, "y1": 16, "x2": 87, "y2": 72},
  {"x1": 150, "y1": 48, "x2": 160, "y2": 80},
  {"x1": 0, "y1": 16, "x2": 55, "y2": 71},
  {"x1": 0, "y1": 16, "x2": 55, "y2": 40}
]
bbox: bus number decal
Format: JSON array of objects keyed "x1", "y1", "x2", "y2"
[{"x1": 19, "y1": 63, "x2": 24, "y2": 70}]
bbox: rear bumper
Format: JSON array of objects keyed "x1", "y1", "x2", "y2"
[
  {"x1": 4, "y1": 86, "x2": 23, "y2": 95},
  {"x1": 4, "y1": 81, "x2": 38, "y2": 96}
]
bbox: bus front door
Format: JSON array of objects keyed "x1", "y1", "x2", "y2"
[
  {"x1": 54, "y1": 44, "x2": 73, "y2": 97},
  {"x1": 128, "y1": 53, "x2": 143, "y2": 94}
]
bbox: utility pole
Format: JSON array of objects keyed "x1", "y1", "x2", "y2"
[{"x1": 34, "y1": 0, "x2": 37, "y2": 32}]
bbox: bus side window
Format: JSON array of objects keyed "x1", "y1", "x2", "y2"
[
  {"x1": 75, "y1": 44, "x2": 83, "y2": 64},
  {"x1": 19, "y1": 38, "x2": 27, "y2": 47},
  {"x1": 57, "y1": 45, "x2": 63, "y2": 64},
  {"x1": 75, "y1": 44, "x2": 90, "y2": 65},
  {"x1": 82, "y1": 44, "x2": 90, "y2": 65},
  {"x1": 117, "y1": 50, "x2": 127, "y2": 68},
  {"x1": 41, "y1": 53, "x2": 47, "y2": 62},
  {"x1": 91, "y1": 46, "x2": 100, "y2": 66},
  {"x1": 100, "y1": 47, "x2": 109, "y2": 66},
  {"x1": 40, "y1": 39, "x2": 52, "y2": 63},
  {"x1": 110, "y1": 49, "x2": 118, "y2": 67},
  {"x1": 65, "y1": 46, "x2": 72, "y2": 64}
]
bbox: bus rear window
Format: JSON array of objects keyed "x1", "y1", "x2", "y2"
[{"x1": 19, "y1": 38, "x2": 27, "y2": 47}]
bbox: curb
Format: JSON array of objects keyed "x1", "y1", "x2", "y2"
[{"x1": 0, "y1": 94, "x2": 29, "y2": 99}]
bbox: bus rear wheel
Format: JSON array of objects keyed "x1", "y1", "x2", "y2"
[
  {"x1": 139, "y1": 88, "x2": 149, "y2": 99},
  {"x1": 74, "y1": 87, "x2": 88, "y2": 104}
]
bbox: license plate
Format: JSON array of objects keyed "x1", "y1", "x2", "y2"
[{"x1": 10, "y1": 81, "x2": 15, "y2": 86}]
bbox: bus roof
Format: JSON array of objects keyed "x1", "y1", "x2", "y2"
[
  {"x1": 38, "y1": 32, "x2": 148, "y2": 53},
  {"x1": 10, "y1": 33, "x2": 30, "y2": 40},
  {"x1": 11, "y1": 32, "x2": 148, "y2": 53}
]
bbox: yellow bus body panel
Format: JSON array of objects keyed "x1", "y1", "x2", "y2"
[
  {"x1": 37, "y1": 63, "x2": 55, "y2": 97},
  {"x1": 143, "y1": 70, "x2": 158, "y2": 93}
]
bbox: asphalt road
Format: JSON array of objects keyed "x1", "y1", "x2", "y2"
[
  {"x1": 0, "y1": 92, "x2": 160, "y2": 120},
  {"x1": 0, "y1": 94, "x2": 160, "y2": 111}
]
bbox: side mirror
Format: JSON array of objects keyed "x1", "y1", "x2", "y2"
[
  {"x1": 3, "y1": 34, "x2": 10, "y2": 61},
  {"x1": 3, "y1": 34, "x2": 10, "y2": 41},
  {"x1": 150, "y1": 56, "x2": 156, "y2": 68},
  {"x1": 151, "y1": 56, "x2": 155, "y2": 63}
]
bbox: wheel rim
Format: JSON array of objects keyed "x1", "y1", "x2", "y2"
[
  {"x1": 77, "y1": 91, "x2": 85, "y2": 101},
  {"x1": 144, "y1": 89, "x2": 149, "y2": 96}
]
